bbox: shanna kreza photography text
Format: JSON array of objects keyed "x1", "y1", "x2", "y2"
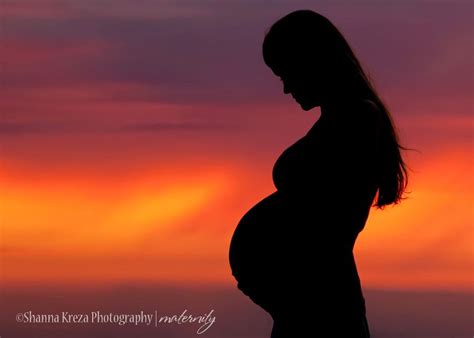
[{"x1": 16, "y1": 309, "x2": 216, "y2": 334}]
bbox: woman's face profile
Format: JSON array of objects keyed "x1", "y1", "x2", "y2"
[{"x1": 269, "y1": 59, "x2": 325, "y2": 111}]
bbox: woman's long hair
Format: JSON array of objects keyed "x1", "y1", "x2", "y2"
[{"x1": 262, "y1": 9, "x2": 410, "y2": 209}]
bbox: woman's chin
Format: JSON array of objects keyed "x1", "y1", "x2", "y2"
[{"x1": 298, "y1": 100, "x2": 316, "y2": 111}]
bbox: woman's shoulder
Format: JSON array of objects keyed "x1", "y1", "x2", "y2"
[
  {"x1": 324, "y1": 98, "x2": 381, "y2": 148},
  {"x1": 332, "y1": 98, "x2": 381, "y2": 133},
  {"x1": 326, "y1": 98, "x2": 379, "y2": 120},
  {"x1": 360, "y1": 98, "x2": 379, "y2": 111},
  {"x1": 306, "y1": 98, "x2": 381, "y2": 141},
  {"x1": 346, "y1": 98, "x2": 380, "y2": 122}
]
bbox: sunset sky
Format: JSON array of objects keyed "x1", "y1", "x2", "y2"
[{"x1": 1, "y1": 1, "x2": 472, "y2": 293}]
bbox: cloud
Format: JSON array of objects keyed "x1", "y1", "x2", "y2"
[
  {"x1": 118, "y1": 121, "x2": 241, "y2": 132},
  {"x1": 0, "y1": 121, "x2": 91, "y2": 134},
  {"x1": 3, "y1": 1, "x2": 472, "y2": 111},
  {"x1": 0, "y1": 120, "x2": 241, "y2": 135},
  {"x1": 1, "y1": 0, "x2": 216, "y2": 20}
]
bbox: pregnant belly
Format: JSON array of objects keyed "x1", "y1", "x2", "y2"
[
  {"x1": 229, "y1": 190, "x2": 321, "y2": 283},
  {"x1": 230, "y1": 192, "x2": 275, "y2": 268},
  {"x1": 228, "y1": 191, "x2": 364, "y2": 316},
  {"x1": 228, "y1": 191, "x2": 289, "y2": 312}
]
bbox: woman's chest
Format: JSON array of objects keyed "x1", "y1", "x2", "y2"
[{"x1": 272, "y1": 129, "x2": 328, "y2": 193}]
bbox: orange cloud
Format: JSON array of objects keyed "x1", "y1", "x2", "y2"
[
  {"x1": 356, "y1": 145, "x2": 473, "y2": 291},
  {"x1": 1, "y1": 144, "x2": 472, "y2": 292},
  {"x1": 0, "y1": 157, "x2": 268, "y2": 284}
]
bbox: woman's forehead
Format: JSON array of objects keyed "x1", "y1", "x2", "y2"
[{"x1": 269, "y1": 60, "x2": 306, "y2": 77}]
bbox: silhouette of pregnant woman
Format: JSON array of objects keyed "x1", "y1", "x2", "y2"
[{"x1": 229, "y1": 10, "x2": 409, "y2": 338}]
